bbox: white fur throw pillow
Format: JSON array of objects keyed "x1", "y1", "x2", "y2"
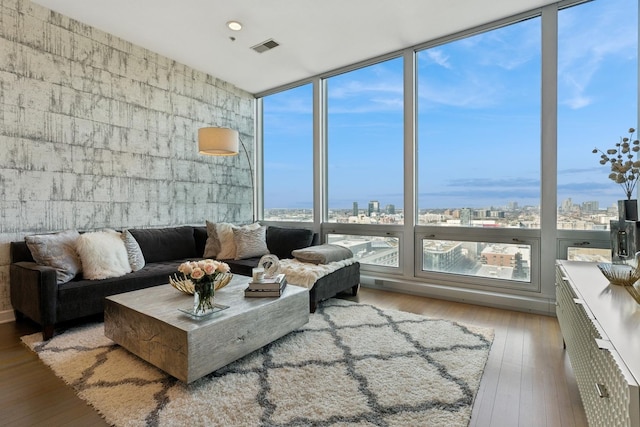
[
  {"x1": 76, "y1": 230, "x2": 132, "y2": 280},
  {"x1": 216, "y1": 222, "x2": 261, "y2": 260}
]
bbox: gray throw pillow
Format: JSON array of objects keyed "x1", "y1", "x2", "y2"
[
  {"x1": 291, "y1": 244, "x2": 353, "y2": 265},
  {"x1": 233, "y1": 225, "x2": 269, "y2": 260},
  {"x1": 25, "y1": 229, "x2": 82, "y2": 284}
]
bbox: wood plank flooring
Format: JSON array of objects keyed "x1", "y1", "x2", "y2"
[{"x1": 0, "y1": 287, "x2": 587, "y2": 427}]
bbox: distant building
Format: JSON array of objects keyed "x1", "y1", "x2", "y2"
[
  {"x1": 481, "y1": 245, "x2": 530, "y2": 267},
  {"x1": 561, "y1": 198, "x2": 573, "y2": 213},
  {"x1": 423, "y1": 241, "x2": 463, "y2": 272},
  {"x1": 386, "y1": 204, "x2": 395, "y2": 214},
  {"x1": 460, "y1": 208, "x2": 472, "y2": 226},
  {"x1": 352, "y1": 202, "x2": 358, "y2": 216},
  {"x1": 368, "y1": 200, "x2": 380, "y2": 216},
  {"x1": 581, "y1": 201, "x2": 599, "y2": 213}
]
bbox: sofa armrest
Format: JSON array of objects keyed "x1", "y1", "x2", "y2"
[{"x1": 10, "y1": 261, "x2": 58, "y2": 327}]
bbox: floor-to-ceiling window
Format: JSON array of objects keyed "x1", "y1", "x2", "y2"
[
  {"x1": 262, "y1": 84, "x2": 314, "y2": 222},
  {"x1": 325, "y1": 58, "x2": 404, "y2": 268},
  {"x1": 326, "y1": 57, "x2": 404, "y2": 224},
  {"x1": 258, "y1": 0, "x2": 638, "y2": 300},
  {"x1": 557, "y1": 0, "x2": 638, "y2": 261},
  {"x1": 415, "y1": 16, "x2": 541, "y2": 286}
]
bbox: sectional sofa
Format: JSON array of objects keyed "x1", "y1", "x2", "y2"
[{"x1": 10, "y1": 225, "x2": 360, "y2": 339}]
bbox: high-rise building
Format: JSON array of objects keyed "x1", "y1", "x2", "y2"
[
  {"x1": 386, "y1": 204, "x2": 395, "y2": 214},
  {"x1": 368, "y1": 200, "x2": 380, "y2": 216},
  {"x1": 460, "y1": 208, "x2": 472, "y2": 225},
  {"x1": 581, "y1": 201, "x2": 599, "y2": 212},
  {"x1": 352, "y1": 202, "x2": 358, "y2": 216},
  {"x1": 561, "y1": 198, "x2": 573, "y2": 213}
]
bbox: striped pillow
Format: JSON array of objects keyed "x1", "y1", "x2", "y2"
[{"x1": 122, "y1": 229, "x2": 145, "y2": 271}]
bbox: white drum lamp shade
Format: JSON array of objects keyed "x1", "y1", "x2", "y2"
[
  {"x1": 198, "y1": 127, "x2": 239, "y2": 156},
  {"x1": 197, "y1": 126, "x2": 256, "y2": 221}
]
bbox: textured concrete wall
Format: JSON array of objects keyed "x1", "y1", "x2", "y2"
[{"x1": 0, "y1": 0, "x2": 255, "y2": 318}]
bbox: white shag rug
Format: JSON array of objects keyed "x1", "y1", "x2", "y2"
[{"x1": 22, "y1": 299, "x2": 493, "y2": 427}]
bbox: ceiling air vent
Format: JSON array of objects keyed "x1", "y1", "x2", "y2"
[{"x1": 251, "y1": 39, "x2": 280, "y2": 53}]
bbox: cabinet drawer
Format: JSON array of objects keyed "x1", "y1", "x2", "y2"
[
  {"x1": 555, "y1": 261, "x2": 640, "y2": 427},
  {"x1": 582, "y1": 340, "x2": 640, "y2": 427}
]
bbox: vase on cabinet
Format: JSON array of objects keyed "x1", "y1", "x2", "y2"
[{"x1": 619, "y1": 199, "x2": 638, "y2": 222}]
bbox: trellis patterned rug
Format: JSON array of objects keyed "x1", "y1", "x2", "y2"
[{"x1": 22, "y1": 299, "x2": 493, "y2": 427}]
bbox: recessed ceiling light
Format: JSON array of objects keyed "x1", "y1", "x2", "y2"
[{"x1": 227, "y1": 21, "x2": 242, "y2": 31}]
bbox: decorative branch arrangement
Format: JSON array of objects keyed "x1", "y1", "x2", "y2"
[{"x1": 593, "y1": 128, "x2": 640, "y2": 200}]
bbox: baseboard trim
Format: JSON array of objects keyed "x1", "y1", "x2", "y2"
[
  {"x1": 0, "y1": 309, "x2": 16, "y2": 324},
  {"x1": 360, "y1": 275, "x2": 556, "y2": 316}
]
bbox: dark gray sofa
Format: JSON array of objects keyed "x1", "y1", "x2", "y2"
[{"x1": 10, "y1": 225, "x2": 360, "y2": 339}]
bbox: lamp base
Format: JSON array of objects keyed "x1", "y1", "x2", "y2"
[{"x1": 610, "y1": 219, "x2": 640, "y2": 263}]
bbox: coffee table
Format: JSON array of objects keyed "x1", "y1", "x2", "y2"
[{"x1": 104, "y1": 274, "x2": 309, "y2": 383}]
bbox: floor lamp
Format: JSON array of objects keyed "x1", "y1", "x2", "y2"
[{"x1": 198, "y1": 127, "x2": 255, "y2": 222}]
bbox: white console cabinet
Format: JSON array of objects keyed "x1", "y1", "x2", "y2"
[{"x1": 556, "y1": 261, "x2": 640, "y2": 427}]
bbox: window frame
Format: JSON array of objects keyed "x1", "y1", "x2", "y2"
[
  {"x1": 414, "y1": 226, "x2": 541, "y2": 292},
  {"x1": 256, "y1": 0, "x2": 629, "y2": 303}
]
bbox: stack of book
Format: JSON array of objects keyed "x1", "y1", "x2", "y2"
[{"x1": 244, "y1": 273, "x2": 287, "y2": 298}]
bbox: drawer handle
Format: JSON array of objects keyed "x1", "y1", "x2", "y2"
[{"x1": 595, "y1": 383, "x2": 609, "y2": 398}]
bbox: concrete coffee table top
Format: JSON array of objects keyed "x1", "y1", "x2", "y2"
[{"x1": 104, "y1": 274, "x2": 310, "y2": 383}]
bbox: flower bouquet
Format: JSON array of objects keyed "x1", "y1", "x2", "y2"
[{"x1": 175, "y1": 259, "x2": 231, "y2": 314}]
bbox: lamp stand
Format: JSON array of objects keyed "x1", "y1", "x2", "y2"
[{"x1": 238, "y1": 137, "x2": 256, "y2": 222}]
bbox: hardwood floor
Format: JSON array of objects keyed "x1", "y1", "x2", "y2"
[{"x1": 0, "y1": 288, "x2": 587, "y2": 427}]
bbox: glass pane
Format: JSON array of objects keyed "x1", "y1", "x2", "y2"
[
  {"x1": 567, "y1": 247, "x2": 611, "y2": 263},
  {"x1": 327, "y1": 58, "x2": 404, "y2": 224},
  {"x1": 327, "y1": 234, "x2": 399, "y2": 267},
  {"x1": 557, "y1": 0, "x2": 638, "y2": 230},
  {"x1": 263, "y1": 84, "x2": 314, "y2": 221},
  {"x1": 422, "y1": 239, "x2": 531, "y2": 283},
  {"x1": 417, "y1": 18, "x2": 541, "y2": 227}
]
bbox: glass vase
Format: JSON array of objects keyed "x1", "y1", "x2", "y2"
[{"x1": 193, "y1": 280, "x2": 215, "y2": 315}]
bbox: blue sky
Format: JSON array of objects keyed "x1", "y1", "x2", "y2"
[{"x1": 263, "y1": 0, "x2": 638, "y2": 211}]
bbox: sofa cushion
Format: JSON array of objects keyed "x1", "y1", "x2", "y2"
[
  {"x1": 234, "y1": 225, "x2": 269, "y2": 259},
  {"x1": 266, "y1": 226, "x2": 314, "y2": 260},
  {"x1": 129, "y1": 226, "x2": 197, "y2": 263},
  {"x1": 223, "y1": 257, "x2": 261, "y2": 277},
  {"x1": 76, "y1": 230, "x2": 132, "y2": 280},
  {"x1": 193, "y1": 226, "x2": 208, "y2": 257},
  {"x1": 292, "y1": 244, "x2": 353, "y2": 264},
  {"x1": 55, "y1": 259, "x2": 189, "y2": 324},
  {"x1": 25, "y1": 229, "x2": 83, "y2": 284}
]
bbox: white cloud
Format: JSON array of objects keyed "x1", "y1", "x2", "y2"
[
  {"x1": 426, "y1": 49, "x2": 451, "y2": 69},
  {"x1": 558, "y1": 1, "x2": 637, "y2": 110},
  {"x1": 328, "y1": 79, "x2": 404, "y2": 113}
]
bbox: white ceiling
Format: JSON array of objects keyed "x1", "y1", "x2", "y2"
[{"x1": 31, "y1": 0, "x2": 559, "y2": 95}]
